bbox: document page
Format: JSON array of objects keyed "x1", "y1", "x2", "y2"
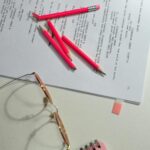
[{"x1": 0, "y1": 0, "x2": 150, "y2": 103}]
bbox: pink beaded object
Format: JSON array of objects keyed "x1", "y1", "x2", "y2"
[{"x1": 80, "y1": 140, "x2": 107, "y2": 150}]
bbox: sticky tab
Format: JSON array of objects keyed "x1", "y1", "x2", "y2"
[{"x1": 112, "y1": 100, "x2": 122, "y2": 115}]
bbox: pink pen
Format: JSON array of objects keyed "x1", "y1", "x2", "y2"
[
  {"x1": 62, "y1": 35, "x2": 105, "y2": 76},
  {"x1": 39, "y1": 26, "x2": 76, "y2": 70},
  {"x1": 32, "y1": 5, "x2": 100, "y2": 20},
  {"x1": 47, "y1": 20, "x2": 72, "y2": 60}
]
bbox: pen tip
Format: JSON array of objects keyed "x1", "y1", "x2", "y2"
[
  {"x1": 97, "y1": 69, "x2": 106, "y2": 77},
  {"x1": 73, "y1": 67, "x2": 77, "y2": 71}
]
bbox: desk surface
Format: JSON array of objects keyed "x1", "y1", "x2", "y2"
[{"x1": 0, "y1": 53, "x2": 150, "y2": 150}]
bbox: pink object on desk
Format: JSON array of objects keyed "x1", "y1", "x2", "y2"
[
  {"x1": 95, "y1": 140, "x2": 107, "y2": 150},
  {"x1": 62, "y1": 35, "x2": 105, "y2": 76},
  {"x1": 47, "y1": 20, "x2": 72, "y2": 60},
  {"x1": 32, "y1": 5, "x2": 100, "y2": 20},
  {"x1": 80, "y1": 140, "x2": 107, "y2": 150},
  {"x1": 39, "y1": 26, "x2": 76, "y2": 70},
  {"x1": 112, "y1": 101, "x2": 122, "y2": 115}
]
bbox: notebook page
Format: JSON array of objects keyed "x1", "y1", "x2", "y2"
[{"x1": 0, "y1": 0, "x2": 150, "y2": 103}]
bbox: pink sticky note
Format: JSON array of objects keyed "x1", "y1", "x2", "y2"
[{"x1": 112, "y1": 101, "x2": 122, "y2": 115}]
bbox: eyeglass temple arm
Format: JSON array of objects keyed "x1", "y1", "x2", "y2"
[
  {"x1": 34, "y1": 72, "x2": 53, "y2": 104},
  {"x1": 0, "y1": 72, "x2": 35, "y2": 90},
  {"x1": 53, "y1": 111, "x2": 70, "y2": 149}
]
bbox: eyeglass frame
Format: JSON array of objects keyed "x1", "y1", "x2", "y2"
[
  {"x1": 33, "y1": 72, "x2": 70, "y2": 150},
  {"x1": 1, "y1": 72, "x2": 70, "y2": 150}
]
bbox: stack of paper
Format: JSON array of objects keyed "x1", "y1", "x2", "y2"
[{"x1": 0, "y1": 0, "x2": 150, "y2": 104}]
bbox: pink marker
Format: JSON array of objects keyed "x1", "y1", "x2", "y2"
[
  {"x1": 33, "y1": 5, "x2": 100, "y2": 20},
  {"x1": 47, "y1": 20, "x2": 72, "y2": 60},
  {"x1": 62, "y1": 35, "x2": 105, "y2": 76},
  {"x1": 39, "y1": 26, "x2": 76, "y2": 70}
]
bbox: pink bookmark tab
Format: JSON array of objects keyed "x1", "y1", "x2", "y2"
[{"x1": 112, "y1": 100, "x2": 123, "y2": 115}]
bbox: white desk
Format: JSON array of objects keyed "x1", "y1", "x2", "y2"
[{"x1": 0, "y1": 53, "x2": 150, "y2": 150}]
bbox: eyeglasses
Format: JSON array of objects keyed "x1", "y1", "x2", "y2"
[
  {"x1": 1, "y1": 72, "x2": 70, "y2": 150},
  {"x1": 33, "y1": 72, "x2": 70, "y2": 150}
]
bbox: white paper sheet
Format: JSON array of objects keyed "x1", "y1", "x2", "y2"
[{"x1": 0, "y1": 0, "x2": 150, "y2": 103}]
